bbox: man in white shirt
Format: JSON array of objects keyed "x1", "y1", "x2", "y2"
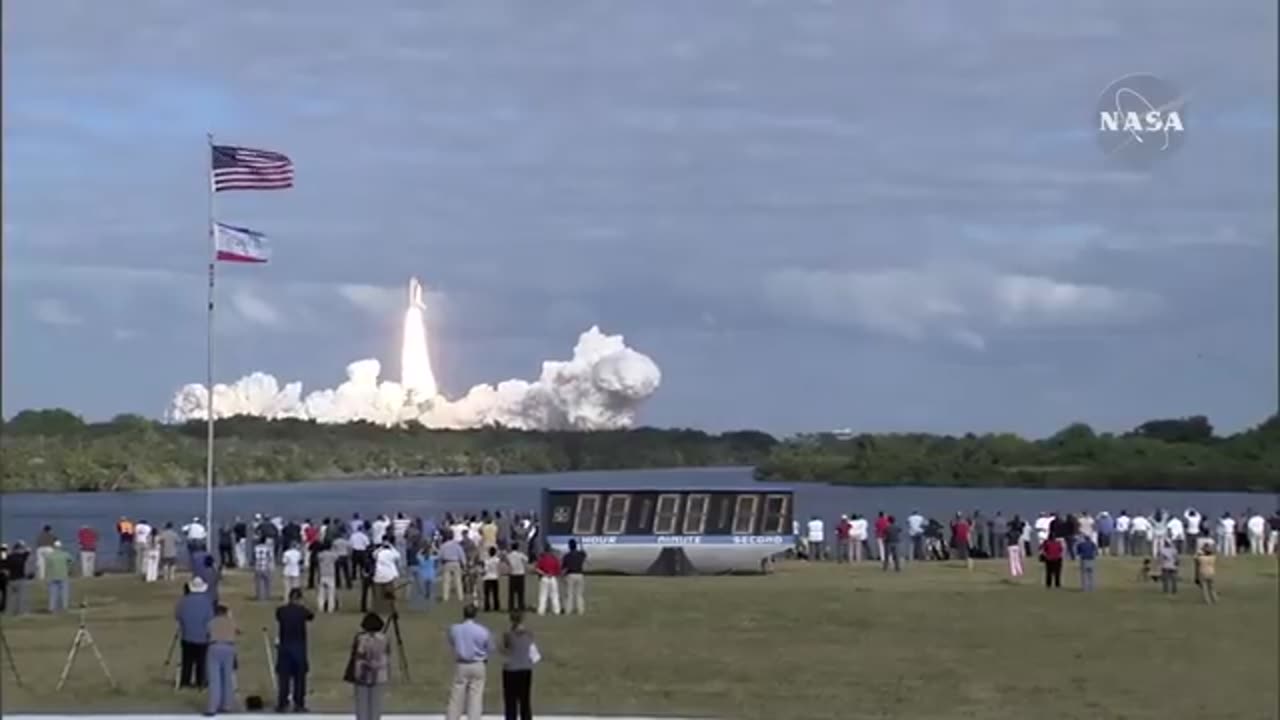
[
  {"x1": 1246, "y1": 511, "x2": 1267, "y2": 555},
  {"x1": 1166, "y1": 515, "x2": 1185, "y2": 554},
  {"x1": 392, "y1": 513, "x2": 410, "y2": 542},
  {"x1": 503, "y1": 544, "x2": 529, "y2": 611},
  {"x1": 1151, "y1": 512, "x2": 1171, "y2": 558},
  {"x1": 906, "y1": 512, "x2": 925, "y2": 561},
  {"x1": 370, "y1": 516, "x2": 389, "y2": 546},
  {"x1": 451, "y1": 522, "x2": 468, "y2": 543},
  {"x1": 1078, "y1": 513, "x2": 1096, "y2": 544},
  {"x1": 850, "y1": 515, "x2": 869, "y2": 562},
  {"x1": 806, "y1": 516, "x2": 825, "y2": 562},
  {"x1": 1129, "y1": 514, "x2": 1152, "y2": 557},
  {"x1": 1114, "y1": 511, "x2": 1132, "y2": 556},
  {"x1": 371, "y1": 542, "x2": 401, "y2": 615},
  {"x1": 184, "y1": 517, "x2": 208, "y2": 555},
  {"x1": 1033, "y1": 513, "x2": 1053, "y2": 550},
  {"x1": 281, "y1": 543, "x2": 303, "y2": 600},
  {"x1": 1217, "y1": 513, "x2": 1237, "y2": 557},
  {"x1": 1184, "y1": 508, "x2": 1202, "y2": 553},
  {"x1": 133, "y1": 520, "x2": 153, "y2": 576}
]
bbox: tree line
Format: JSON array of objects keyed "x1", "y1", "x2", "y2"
[
  {"x1": 1, "y1": 408, "x2": 1277, "y2": 493},
  {"x1": 754, "y1": 414, "x2": 1280, "y2": 492}
]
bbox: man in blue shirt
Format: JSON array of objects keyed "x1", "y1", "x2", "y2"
[
  {"x1": 415, "y1": 546, "x2": 437, "y2": 610},
  {"x1": 445, "y1": 604, "x2": 491, "y2": 720},
  {"x1": 175, "y1": 578, "x2": 213, "y2": 689},
  {"x1": 1076, "y1": 534, "x2": 1099, "y2": 591}
]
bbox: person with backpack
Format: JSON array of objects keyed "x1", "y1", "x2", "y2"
[{"x1": 345, "y1": 613, "x2": 390, "y2": 720}]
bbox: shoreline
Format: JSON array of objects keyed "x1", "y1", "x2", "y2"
[{"x1": 3, "y1": 464, "x2": 1277, "y2": 496}]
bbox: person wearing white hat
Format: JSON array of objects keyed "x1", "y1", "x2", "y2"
[
  {"x1": 184, "y1": 517, "x2": 208, "y2": 556},
  {"x1": 176, "y1": 577, "x2": 213, "y2": 689}
]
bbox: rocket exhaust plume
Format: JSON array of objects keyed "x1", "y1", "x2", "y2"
[
  {"x1": 168, "y1": 281, "x2": 662, "y2": 431},
  {"x1": 400, "y1": 277, "x2": 437, "y2": 398}
]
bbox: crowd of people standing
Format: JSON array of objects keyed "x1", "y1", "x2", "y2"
[{"x1": 796, "y1": 506, "x2": 1277, "y2": 600}]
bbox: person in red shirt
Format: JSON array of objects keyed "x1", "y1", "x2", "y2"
[
  {"x1": 534, "y1": 550, "x2": 561, "y2": 616},
  {"x1": 952, "y1": 514, "x2": 973, "y2": 571},
  {"x1": 836, "y1": 516, "x2": 852, "y2": 564},
  {"x1": 874, "y1": 513, "x2": 890, "y2": 561},
  {"x1": 1040, "y1": 536, "x2": 1064, "y2": 588},
  {"x1": 77, "y1": 525, "x2": 98, "y2": 578}
]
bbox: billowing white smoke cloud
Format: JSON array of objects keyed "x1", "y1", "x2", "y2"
[{"x1": 167, "y1": 326, "x2": 662, "y2": 430}]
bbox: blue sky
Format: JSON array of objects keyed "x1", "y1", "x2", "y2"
[{"x1": 3, "y1": 0, "x2": 1276, "y2": 436}]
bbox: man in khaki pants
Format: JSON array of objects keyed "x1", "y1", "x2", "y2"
[
  {"x1": 439, "y1": 537, "x2": 467, "y2": 602},
  {"x1": 445, "y1": 604, "x2": 490, "y2": 720}
]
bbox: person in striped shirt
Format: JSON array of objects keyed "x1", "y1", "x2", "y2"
[{"x1": 254, "y1": 538, "x2": 274, "y2": 602}]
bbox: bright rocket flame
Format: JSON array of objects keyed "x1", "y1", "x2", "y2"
[{"x1": 400, "y1": 278, "x2": 437, "y2": 397}]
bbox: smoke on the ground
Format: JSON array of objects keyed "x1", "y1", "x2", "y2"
[{"x1": 167, "y1": 326, "x2": 662, "y2": 430}]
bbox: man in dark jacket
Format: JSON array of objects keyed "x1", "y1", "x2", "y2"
[
  {"x1": 274, "y1": 588, "x2": 314, "y2": 712},
  {"x1": 3, "y1": 542, "x2": 31, "y2": 615},
  {"x1": 175, "y1": 578, "x2": 214, "y2": 688}
]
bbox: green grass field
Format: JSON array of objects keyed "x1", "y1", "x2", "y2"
[{"x1": 1, "y1": 556, "x2": 1276, "y2": 720}]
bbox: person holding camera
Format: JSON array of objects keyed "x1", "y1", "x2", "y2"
[{"x1": 502, "y1": 609, "x2": 539, "y2": 720}]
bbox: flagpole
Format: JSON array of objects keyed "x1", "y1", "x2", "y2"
[{"x1": 205, "y1": 132, "x2": 216, "y2": 532}]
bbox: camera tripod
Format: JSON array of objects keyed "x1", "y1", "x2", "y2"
[
  {"x1": 162, "y1": 629, "x2": 181, "y2": 690},
  {"x1": 383, "y1": 611, "x2": 411, "y2": 681},
  {"x1": 0, "y1": 624, "x2": 22, "y2": 687},
  {"x1": 56, "y1": 602, "x2": 117, "y2": 691}
]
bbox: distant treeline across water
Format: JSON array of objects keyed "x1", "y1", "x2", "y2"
[{"x1": 2, "y1": 408, "x2": 1278, "y2": 493}]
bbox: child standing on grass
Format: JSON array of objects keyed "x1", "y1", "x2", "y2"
[
  {"x1": 1194, "y1": 546, "x2": 1218, "y2": 605},
  {"x1": 1158, "y1": 543, "x2": 1179, "y2": 595}
]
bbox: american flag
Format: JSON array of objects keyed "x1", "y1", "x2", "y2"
[{"x1": 211, "y1": 144, "x2": 294, "y2": 192}]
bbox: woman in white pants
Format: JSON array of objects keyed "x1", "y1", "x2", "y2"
[
  {"x1": 144, "y1": 538, "x2": 161, "y2": 582},
  {"x1": 534, "y1": 549, "x2": 561, "y2": 616},
  {"x1": 1003, "y1": 517, "x2": 1024, "y2": 573}
]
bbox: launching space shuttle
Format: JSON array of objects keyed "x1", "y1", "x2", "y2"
[{"x1": 408, "y1": 276, "x2": 426, "y2": 309}]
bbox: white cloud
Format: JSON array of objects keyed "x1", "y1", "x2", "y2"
[
  {"x1": 337, "y1": 283, "x2": 403, "y2": 317},
  {"x1": 31, "y1": 298, "x2": 82, "y2": 326},
  {"x1": 763, "y1": 264, "x2": 1160, "y2": 348},
  {"x1": 230, "y1": 288, "x2": 282, "y2": 327},
  {"x1": 337, "y1": 282, "x2": 446, "y2": 318}
]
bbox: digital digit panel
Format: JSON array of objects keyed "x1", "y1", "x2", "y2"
[
  {"x1": 732, "y1": 494, "x2": 759, "y2": 534},
  {"x1": 602, "y1": 494, "x2": 632, "y2": 535},
  {"x1": 761, "y1": 493, "x2": 789, "y2": 534},
  {"x1": 682, "y1": 493, "x2": 710, "y2": 534},
  {"x1": 573, "y1": 494, "x2": 602, "y2": 535},
  {"x1": 636, "y1": 497, "x2": 654, "y2": 531},
  {"x1": 653, "y1": 493, "x2": 681, "y2": 534}
]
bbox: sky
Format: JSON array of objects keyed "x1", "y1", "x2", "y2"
[{"x1": 3, "y1": 0, "x2": 1276, "y2": 438}]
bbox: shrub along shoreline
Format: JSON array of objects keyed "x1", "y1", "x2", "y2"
[{"x1": 2, "y1": 409, "x2": 1277, "y2": 493}]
